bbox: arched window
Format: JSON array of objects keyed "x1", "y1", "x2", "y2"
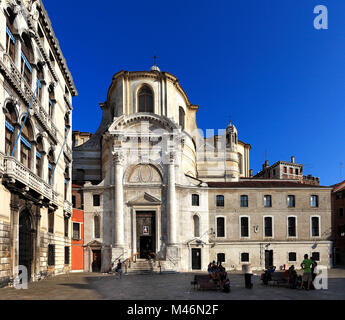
[
  {"x1": 47, "y1": 150, "x2": 55, "y2": 184},
  {"x1": 5, "y1": 9, "x2": 16, "y2": 62},
  {"x1": 94, "y1": 216, "x2": 100, "y2": 238},
  {"x1": 4, "y1": 103, "x2": 17, "y2": 156},
  {"x1": 193, "y1": 215, "x2": 200, "y2": 238},
  {"x1": 20, "y1": 120, "x2": 33, "y2": 169},
  {"x1": 138, "y1": 85, "x2": 154, "y2": 113},
  {"x1": 64, "y1": 113, "x2": 70, "y2": 140},
  {"x1": 179, "y1": 107, "x2": 185, "y2": 130},
  {"x1": 48, "y1": 84, "x2": 55, "y2": 118},
  {"x1": 36, "y1": 136, "x2": 43, "y2": 178},
  {"x1": 36, "y1": 62, "x2": 44, "y2": 102},
  {"x1": 21, "y1": 33, "x2": 34, "y2": 86}
]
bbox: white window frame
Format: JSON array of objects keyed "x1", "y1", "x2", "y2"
[
  {"x1": 263, "y1": 215, "x2": 274, "y2": 238},
  {"x1": 215, "y1": 215, "x2": 226, "y2": 238},
  {"x1": 72, "y1": 222, "x2": 81, "y2": 241},
  {"x1": 191, "y1": 193, "x2": 201, "y2": 207},
  {"x1": 310, "y1": 215, "x2": 321, "y2": 238},
  {"x1": 288, "y1": 252, "x2": 297, "y2": 262},
  {"x1": 287, "y1": 215, "x2": 298, "y2": 239},
  {"x1": 239, "y1": 215, "x2": 250, "y2": 239},
  {"x1": 240, "y1": 252, "x2": 250, "y2": 263}
]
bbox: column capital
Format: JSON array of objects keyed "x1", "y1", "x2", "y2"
[{"x1": 113, "y1": 150, "x2": 124, "y2": 165}]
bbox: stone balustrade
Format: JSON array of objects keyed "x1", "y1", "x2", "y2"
[
  {"x1": 2, "y1": 54, "x2": 58, "y2": 140},
  {"x1": 2, "y1": 154, "x2": 59, "y2": 206},
  {"x1": 64, "y1": 200, "x2": 73, "y2": 216}
]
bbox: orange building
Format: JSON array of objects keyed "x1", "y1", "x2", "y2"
[{"x1": 71, "y1": 185, "x2": 84, "y2": 271}]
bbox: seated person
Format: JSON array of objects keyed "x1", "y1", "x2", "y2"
[
  {"x1": 288, "y1": 265, "x2": 298, "y2": 289},
  {"x1": 262, "y1": 266, "x2": 276, "y2": 285},
  {"x1": 223, "y1": 277, "x2": 231, "y2": 293}
]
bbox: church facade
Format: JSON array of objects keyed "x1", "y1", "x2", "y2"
[
  {"x1": 0, "y1": 0, "x2": 76, "y2": 286},
  {"x1": 73, "y1": 66, "x2": 332, "y2": 273}
]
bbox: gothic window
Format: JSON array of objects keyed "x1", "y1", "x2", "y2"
[
  {"x1": 48, "y1": 85, "x2": 55, "y2": 118},
  {"x1": 94, "y1": 216, "x2": 100, "y2": 239},
  {"x1": 179, "y1": 107, "x2": 185, "y2": 130},
  {"x1": 4, "y1": 103, "x2": 16, "y2": 156},
  {"x1": 64, "y1": 114, "x2": 70, "y2": 140},
  {"x1": 138, "y1": 85, "x2": 154, "y2": 113},
  {"x1": 20, "y1": 120, "x2": 33, "y2": 169},
  {"x1": 216, "y1": 195, "x2": 224, "y2": 207},
  {"x1": 21, "y1": 33, "x2": 34, "y2": 85},
  {"x1": 6, "y1": 11, "x2": 16, "y2": 62},
  {"x1": 193, "y1": 215, "x2": 200, "y2": 238},
  {"x1": 36, "y1": 63, "x2": 44, "y2": 102},
  {"x1": 47, "y1": 150, "x2": 55, "y2": 184},
  {"x1": 216, "y1": 217, "x2": 225, "y2": 237},
  {"x1": 36, "y1": 137, "x2": 43, "y2": 178},
  {"x1": 288, "y1": 217, "x2": 296, "y2": 237},
  {"x1": 264, "y1": 217, "x2": 273, "y2": 237}
]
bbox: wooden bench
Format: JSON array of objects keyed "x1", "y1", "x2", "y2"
[
  {"x1": 268, "y1": 271, "x2": 289, "y2": 287},
  {"x1": 191, "y1": 274, "x2": 221, "y2": 291}
]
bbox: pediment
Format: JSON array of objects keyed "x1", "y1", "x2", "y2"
[
  {"x1": 127, "y1": 192, "x2": 161, "y2": 206},
  {"x1": 86, "y1": 240, "x2": 103, "y2": 248}
]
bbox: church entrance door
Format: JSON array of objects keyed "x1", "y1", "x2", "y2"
[{"x1": 136, "y1": 212, "x2": 156, "y2": 259}]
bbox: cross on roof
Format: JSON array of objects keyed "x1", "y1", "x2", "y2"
[{"x1": 153, "y1": 54, "x2": 158, "y2": 66}]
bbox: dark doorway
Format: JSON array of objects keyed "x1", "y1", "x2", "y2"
[
  {"x1": 140, "y1": 237, "x2": 154, "y2": 259},
  {"x1": 192, "y1": 248, "x2": 201, "y2": 270},
  {"x1": 92, "y1": 250, "x2": 101, "y2": 272},
  {"x1": 19, "y1": 210, "x2": 34, "y2": 282},
  {"x1": 136, "y1": 212, "x2": 155, "y2": 259},
  {"x1": 265, "y1": 250, "x2": 274, "y2": 269}
]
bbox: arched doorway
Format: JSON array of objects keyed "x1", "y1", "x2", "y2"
[{"x1": 19, "y1": 210, "x2": 34, "y2": 281}]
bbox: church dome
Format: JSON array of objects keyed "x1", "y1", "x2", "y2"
[{"x1": 150, "y1": 65, "x2": 161, "y2": 72}]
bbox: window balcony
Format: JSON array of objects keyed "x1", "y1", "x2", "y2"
[
  {"x1": 2, "y1": 153, "x2": 59, "y2": 207},
  {"x1": 64, "y1": 200, "x2": 73, "y2": 216}
]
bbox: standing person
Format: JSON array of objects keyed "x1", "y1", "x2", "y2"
[
  {"x1": 300, "y1": 254, "x2": 314, "y2": 290},
  {"x1": 115, "y1": 259, "x2": 123, "y2": 279}
]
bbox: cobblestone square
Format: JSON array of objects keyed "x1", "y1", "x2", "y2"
[{"x1": 1, "y1": 268, "x2": 344, "y2": 300}]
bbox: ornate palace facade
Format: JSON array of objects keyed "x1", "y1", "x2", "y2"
[{"x1": 0, "y1": 0, "x2": 76, "y2": 286}]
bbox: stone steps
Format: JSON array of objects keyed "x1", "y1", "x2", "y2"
[{"x1": 125, "y1": 259, "x2": 177, "y2": 275}]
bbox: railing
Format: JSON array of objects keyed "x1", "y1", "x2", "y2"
[
  {"x1": 3, "y1": 154, "x2": 58, "y2": 206},
  {"x1": 64, "y1": 200, "x2": 73, "y2": 215},
  {"x1": 2, "y1": 54, "x2": 58, "y2": 139},
  {"x1": 124, "y1": 252, "x2": 140, "y2": 268}
]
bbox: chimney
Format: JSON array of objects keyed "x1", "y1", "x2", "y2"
[
  {"x1": 249, "y1": 169, "x2": 253, "y2": 178},
  {"x1": 291, "y1": 156, "x2": 295, "y2": 164}
]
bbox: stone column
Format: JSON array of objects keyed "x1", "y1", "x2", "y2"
[
  {"x1": 14, "y1": 35, "x2": 22, "y2": 71},
  {"x1": 34, "y1": 207, "x2": 41, "y2": 278},
  {"x1": 10, "y1": 200, "x2": 20, "y2": 277},
  {"x1": 31, "y1": 140, "x2": 37, "y2": 174},
  {"x1": 131, "y1": 208, "x2": 137, "y2": 255},
  {"x1": 167, "y1": 152, "x2": 177, "y2": 245},
  {"x1": 113, "y1": 151, "x2": 125, "y2": 248},
  {"x1": 13, "y1": 123, "x2": 21, "y2": 160}
]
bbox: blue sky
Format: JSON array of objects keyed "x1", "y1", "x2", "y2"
[{"x1": 44, "y1": 0, "x2": 345, "y2": 186}]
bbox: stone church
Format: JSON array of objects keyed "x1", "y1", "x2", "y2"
[{"x1": 73, "y1": 65, "x2": 333, "y2": 273}]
